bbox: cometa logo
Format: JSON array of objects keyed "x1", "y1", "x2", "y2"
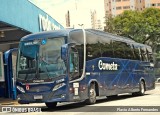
[{"x1": 98, "y1": 60, "x2": 118, "y2": 70}]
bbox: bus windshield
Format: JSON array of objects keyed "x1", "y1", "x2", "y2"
[{"x1": 17, "y1": 37, "x2": 66, "y2": 82}]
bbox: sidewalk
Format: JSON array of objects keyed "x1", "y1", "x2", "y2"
[{"x1": 0, "y1": 98, "x2": 19, "y2": 105}]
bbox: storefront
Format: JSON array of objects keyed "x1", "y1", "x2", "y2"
[{"x1": 0, "y1": 0, "x2": 64, "y2": 99}]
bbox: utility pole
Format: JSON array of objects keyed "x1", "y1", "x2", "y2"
[{"x1": 75, "y1": 0, "x2": 77, "y2": 10}]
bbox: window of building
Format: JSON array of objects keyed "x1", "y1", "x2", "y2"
[
  {"x1": 116, "y1": 0, "x2": 121, "y2": 2},
  {"x1": 116, "y1": 6, "x2": 122, "y2": 10},
  {"x1": 123, "y1": 6, "x2": 130, "y2": 9},
  {"x1": 152, "y1": 4, "x2": 156, "y2": 6}
]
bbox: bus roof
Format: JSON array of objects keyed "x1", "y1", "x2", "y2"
[
  {"x1": 20, "y1": 29, "x2": 76, "y2": 41},
  {"x1": 86, "y1": 29, "x2": 135, "y2": 43},
  {"x1": 20, "y1": 29, "x2": 151, "y2": 48}
]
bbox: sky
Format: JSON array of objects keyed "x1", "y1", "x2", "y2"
[{"x1": 29, "y1": 0, "x2": 105, "y2": 28}]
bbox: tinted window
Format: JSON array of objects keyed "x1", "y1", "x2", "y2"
[
  {"x1": 140, "y1": 47, "x2": 148, "y2": 61},
  {"x1": 100, "y1": 38, "x2": 114, "y2": 58},
  {"x1": 69, "y1": 47, "x2": 80, "y2": 81},
  {"x1": 86, "y1": 34, "x2": 101, "y2": 61},
  {"x1": 75, "y1": 44, "x2": 84, "y2": 76},
  {"x1": 147, "y1": 47, "x2": 153, "y2": 62},
  {"x1": 112, "y1": 41, "x2": 125, "y2": 59},
  {"x1": 133, "y1": 45, "x2": 141, "y2": 60},
  {"x1": 86, "y1": 43, "x2": 101, "y2": 60},
  {"x1": 123, "y1": 43, "x2": 134, "y2": 59}
]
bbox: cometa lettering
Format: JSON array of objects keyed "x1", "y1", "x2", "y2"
[{"x1": 98, "y1": 60, "x2": 118, "y2": 70}]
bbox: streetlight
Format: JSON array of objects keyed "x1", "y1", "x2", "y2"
[{"x1": 78, "y1": 24, "x2": 84, "y2": 29}]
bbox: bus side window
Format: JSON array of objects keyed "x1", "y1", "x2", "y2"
[
  {"x1": 112, "y1": 41, "x2": 125, "y2": 59},
  {"x1": 69, "y1": 47, "x2": 79, "y2": 80},
  {"x1": 86, "y1": 42, "x2": 101, "y2": 61},
  {"x1": 140, "y1": 47, "x2": 148, "y2": 61},
  {"x1": 100, "y1": 39, "x2": 114, "y2": 58},
  {"x1": 123, "y1": 43, "x2": 134, "y2": 60},
  {"x1": 147, "y1": 47, "x2": 153, "y2": 63},
  {"x1": 133, "y1": 45, "x2": 141, "y2": 60}
]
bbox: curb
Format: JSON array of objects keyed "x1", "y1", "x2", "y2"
[
  {"x1": 0, "y1": 100, "x2": 19, "y2": 106},
  {"x1": 155, "y1": 82, "x2": 160, "y2": 85}
]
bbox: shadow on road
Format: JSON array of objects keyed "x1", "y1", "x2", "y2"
[
  {"x1": 41, "y1": 94, "x2": 150, "y2": 112},
  {"x1": 41, "y1": 101, "x2": 86, "y2": 112}
]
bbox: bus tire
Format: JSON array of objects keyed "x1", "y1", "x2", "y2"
[
  {"x1": 132, "y1": 80, "x2": 145, "y2": 96},
  {"x1": 138, "y1": 80, "x2": 145, "y2": 96},
  {"x1": 45, "y1": 102, "x2": 57, "y2": 108},
  {"x1": 86, "y1": 84, "x2": 96, "y2": 104}
]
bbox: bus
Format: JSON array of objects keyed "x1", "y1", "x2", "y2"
[{"x1": 16, "y1": 29, "x2": 155, "y2": 108}]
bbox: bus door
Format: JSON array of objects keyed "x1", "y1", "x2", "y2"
[
  {"x1": 68, "y1": 46, "x2": 79, "y2": 82},
  {"x1": 3, "y1": 48, "x2": 18, "y2": 100}
]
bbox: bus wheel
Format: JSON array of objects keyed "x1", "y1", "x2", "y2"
[
  {"x1": 45, "y1": 102, "x2": 57, "y2": 108},
  {"x1": 86, "y1": 84, "x2": 96, "y2": 104},
  {"x1": 138, "y1": 81, "x2": 145, "y2": 96}
]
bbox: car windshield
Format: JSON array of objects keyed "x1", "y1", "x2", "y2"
[{"x1": 17, "y1": 37, "x2": 66, "y2": 82}]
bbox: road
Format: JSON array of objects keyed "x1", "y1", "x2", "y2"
[{"x1": 2, "y1": 83, "x2": 160, "y2": 115}]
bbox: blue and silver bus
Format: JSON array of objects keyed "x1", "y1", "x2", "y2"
[{"x1": 16, "y1": 29, "x2": 155, "y2": 108}]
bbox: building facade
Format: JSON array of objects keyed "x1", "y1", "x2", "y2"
[
  {"x1": 65, "y1": 10, "x2": 70, "y2": 27},
  {"x1": 104, "y1": 0, "x2": 160, "y2": 16},
  {"x1": 91, "y1": 10, "x2": 103, "y2": 30}
]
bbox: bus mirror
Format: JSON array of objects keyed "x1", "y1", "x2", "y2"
[{"x1": 61, "y1": 44, "x2": 68, "y2": 60}]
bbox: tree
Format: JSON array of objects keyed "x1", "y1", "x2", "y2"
[
  {"x1": 112, "y1": 10, "x2": 144, "y2": 42},
  {"x1": 104, "y1": 8, "x2": 160, "y2": 46},
  {"x1": 104, "y1": 11, "x2": 114, "y2": 33},
  {"x1": 104, "y1": 8, "x2": 160, "y2": 65},
  {"x1": 141, "y1": 8, "x2": 160, "y2": 53}
]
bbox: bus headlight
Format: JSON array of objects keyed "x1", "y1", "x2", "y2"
[
  {"x1": 52, "y1": 83, "x2": 66, "y2": 91},
  {"x1": 17, "y1": 86, "x2": 25, "y2": 93}
]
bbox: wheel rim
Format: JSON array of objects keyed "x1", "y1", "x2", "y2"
[
  {"x1": 89, "y1": 88, "x2": 96, "y2": 103},
  {"x1": 141, "y1": 82, "x2": 145, "y2": 94}
]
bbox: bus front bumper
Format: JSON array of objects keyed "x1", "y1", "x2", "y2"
[{"x1": 17, "y1": 92, "x2": 68, "y2": 104}]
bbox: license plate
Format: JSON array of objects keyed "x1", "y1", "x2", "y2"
[{"x1": 34, "y1": 95, "x2": 43, "y2": 99}]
